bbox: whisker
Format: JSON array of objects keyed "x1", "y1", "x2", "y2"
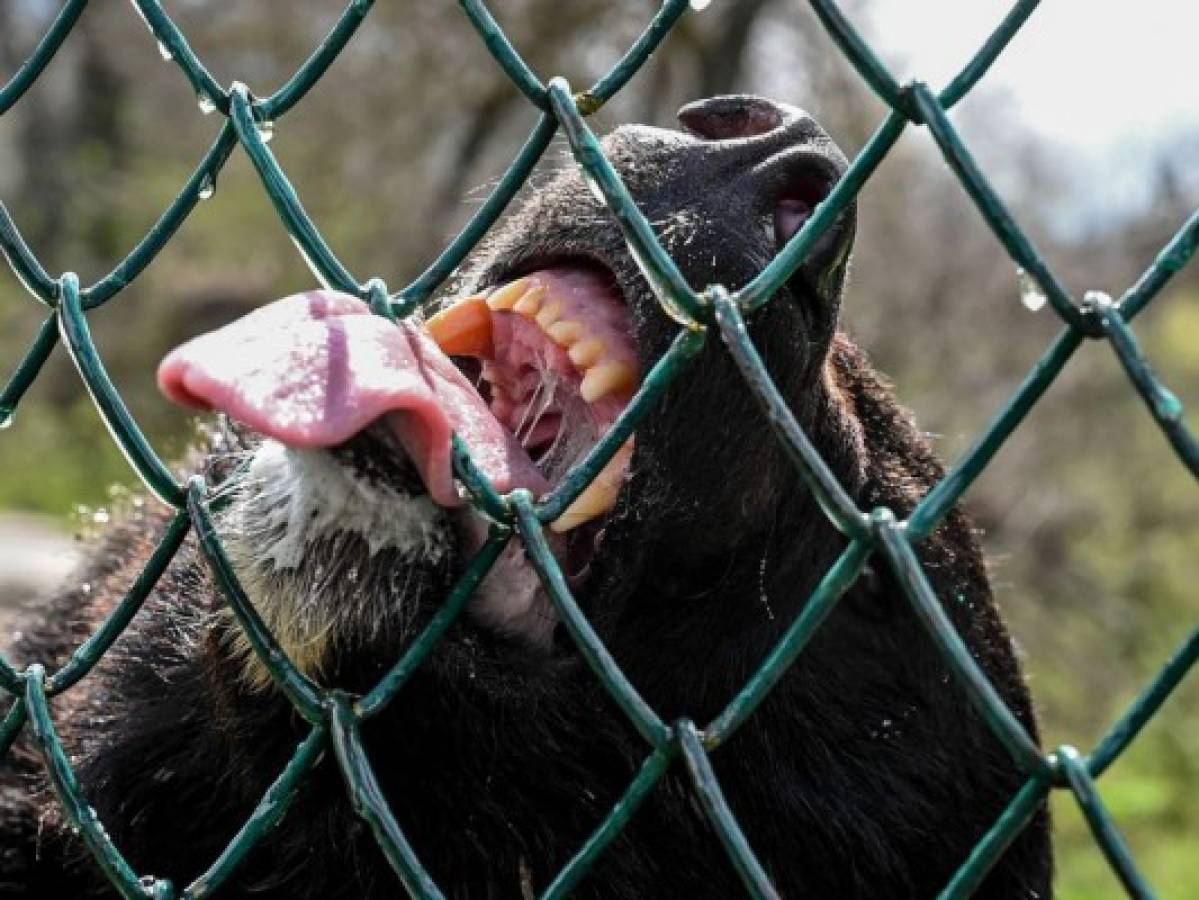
[{"x1": 514, "y1": 375, "x2": 547, "y2": 444}]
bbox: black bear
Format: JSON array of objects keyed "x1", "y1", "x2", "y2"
[{"x1": 0, "y1": 96, "x2": 1050, "y2": 898}]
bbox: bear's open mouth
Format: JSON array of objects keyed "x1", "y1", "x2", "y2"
[
  {"x1": 157, "y1": 262, "x2": 640, "y2": 598},
  {"x1": 426, "y1": 263, "x2": 638, "y2": 585},
  {"x1": 427, "y1": 264, "x2": 638, "y2": 531}
]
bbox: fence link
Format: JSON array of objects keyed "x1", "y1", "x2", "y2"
[{"x1": 1, "y1": 1, "x2": 1196, "y2": 897}]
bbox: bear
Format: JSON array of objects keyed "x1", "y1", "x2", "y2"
[{"x1": 0, "y1": 95, "x2": 1050, "y2": 898}]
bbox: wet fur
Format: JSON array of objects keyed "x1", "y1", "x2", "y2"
[{"x1": 0, "y1": 114, "x2": 1050, "y2": 898}]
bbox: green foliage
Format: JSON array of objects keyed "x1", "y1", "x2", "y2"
[{"x1": 0, "y1": 394, "x2": 131, "y2": 513}]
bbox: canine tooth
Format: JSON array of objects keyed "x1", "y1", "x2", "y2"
[
  {"x1": 550, "y1": 483, "x2": 613, "y2": 533},
  {"x1": 425, "y1": 295, "x2": 493, "y2": 357},
  {"x1": 568, "y1": 339, "x2": 604, "y2": 369},
  {"x1": 551, "y1": 441, "x2": 633, "y2": 533},
  {"x1": 487, "y1": 278, "x2": 533, "y2": 311},
  {"x1": 547, "y1": 321, "x2": 585, "y2": 346},
  {"x1": 514, "y1": 285, "x2": 546, "y2": 315},
  {"x1": 580, "y1": 361, "x2": 636, "y2": 402},
  {"x1": 535, "y1": 300, "x2": 563, "y2": 328}
]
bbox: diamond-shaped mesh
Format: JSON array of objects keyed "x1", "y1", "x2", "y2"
[{"x1": 1, "y1": 2, "x2": 1196, "y2": 897}]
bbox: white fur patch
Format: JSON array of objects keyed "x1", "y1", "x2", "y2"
[
  {"x1": 239, "y1": 440, "x2": 447, "y2": 569},
  {"x1": 220, "y1": 441, "x2": 557, "y2": 688},
  {"x1": 219, "y1": 441, "x2": 450, "y2": 686}
]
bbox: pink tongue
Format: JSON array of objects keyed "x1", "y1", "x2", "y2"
[{"x1": 157, "y1": 290, "x2": 547, "y2": 506}]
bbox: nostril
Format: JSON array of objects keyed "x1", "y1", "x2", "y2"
[
  {"x1": 774, "y1": 174, "x2": 832, "y2": 245},
  {"x1": 678, "y1": 95, "x2": 785, "y2": 141},
  {"x1": 775, "y1": 198, "x2": 813, "y2": 246}
]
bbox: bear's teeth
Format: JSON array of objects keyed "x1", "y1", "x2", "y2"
[
  {"x1": 486, "y1": 277, "x2": 535, "y2": 310},
  {"x1": 429, "y1": 294, "x2": 636, "y2": 405},
  {"x1": 568, "y1": 339, "x2": 604, "y2": 368},
  {"x1": 551, "y1": 440, "x2": 633, "y2": 533},
  {"x1": 424, "y1": 295, "x2": 493, "y2": 357},
  {"x1": 513, "y1": 287, "x2": 545, "y2": 315},
  {"x1": 535, "y1": 301, "x2": 563, "y2": 328},
  {"x1": 580, "y1": 361, "x2": 636, "y2": 403},
  {"x1": 547, "y1": 321, "x2": 584, "y2": 346}
]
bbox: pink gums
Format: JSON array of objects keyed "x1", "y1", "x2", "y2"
[{"x1": 481, "y1": 267, "x2": 635, "y2": 444}]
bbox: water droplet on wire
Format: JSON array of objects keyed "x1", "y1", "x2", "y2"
[
  {"x1": 256, "y1": 119, "x2": 275, "y2": 145},
  {"x1": 197, "y1": 94, "x2": 217, "y2": 115},
  {"x1": 198, "y1": 173, "x2": 215, "y2": 201},
  {"x1": 1016, "y1": 267, "x2": 1046, "y2": 311},
  {"x1": 690, "y1": 0, "x2": 713, "y2": 10},
  {"x1": 157, "y1": 40, "x2": 173, "y2": 62},
  {"x1": 1153, "y1": 387, "x2": 1184, "y2": 423}
]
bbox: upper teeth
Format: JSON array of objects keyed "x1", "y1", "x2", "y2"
[
  {"x1": 485, "y1": 279, "x2": 533, "y2": 311},
  {"x1": 547, "y1": 321, "x2": 584, "y2": 345},
  {"x1": 535, "y1": 301, "x2": 562, "y2": 328},
  {"x1": 425, "y1": 276, "x2": 639, "y2": 533},
  {"x1": 485, "y1": 277, "x2": 637, "y2": 404},
  {"x1": 580, "y1": 361, "x2": 635, "y2": 403},
  {"x1": 513, "y1": 289, "x2": 544, "y2": 315},
  {"x1": 568, "y1": 339, "x2": 604, "y2": 369}
]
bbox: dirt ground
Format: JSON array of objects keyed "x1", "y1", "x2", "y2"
[{"x1": 0, "y1": 514, "x2": 81, "y2": 642}]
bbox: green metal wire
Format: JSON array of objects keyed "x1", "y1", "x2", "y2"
[
  {"x1": 182, "y1": 724, "x2": 328, "y2": 900},
  {"x1": 938, "y1": 774, "x2": 1049, "y2": 900},
  {"x1": 678, "y1": 720, "x2": 780, "y2": 899},
  {"x1": 874, "y1": 511, "x2": 1050, "y2": 780},
  {"x1": 0, "y1": 313, "x2": 58, "y2": 426},
  {"x1": 0, "y1": 1, "x2": 1195, "y2": 896},
  {"x1": 0, "y1": 697, "x2": 27, "y2": 759},
  {"x1": 535, "y1": 326, "x2": 706, "y2": 524},
  {"x1": 329, "y1": 693, "x2": 446, "y2": 899},
  {"x1": 59, "y1": 274, "x2": 186, "y2": 507},
  {"x1": 356, "y1": 527, "x2": 512, "y2": 719},
  {"x1": 703, "y1": 538, "x2": 870, "y2": 748},
  {"x1": 714, "y1": 292, "x2": 869, "y2": 538},
  {"x1": 25, "y1": 664, "x2": 164, "y2": 899},
  {"x1": 395, "y1": 113, "x2": 559, "y2": 315},
  {"x1": 546, "y1": 78, "x2": 704, "y2": 325},
  {"x1": 258, "y1": 0, "x2": 377, "y2": 122},
  {"x1": 45, "y1": 508, "x2": 191, "y2": 695},
  {"x1": 187, "y1": 478, "x2": 325, "y2": 723},
  {"x1": 513, "y1": 492, "x2": 672, "y2": 749},
  {"x1": 0, "y1": 0, "x2": 86, "y2": 115},
  {"x1": 1088, "y1": 628, "x2": 1199, "y2": 778},
  {"x1": 1057, "y1": 746, "x2": 1155, "y2": 900},
  {"x1": 542, "y1": 745, "x2": 676, "y2": 900}
]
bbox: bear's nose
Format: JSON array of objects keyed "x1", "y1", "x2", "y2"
[
  {"x1": 677, "y1": 95, "x2": 813, "y2": 141},
  {"x1": 676, "y1": 95, "x2": 848, "y2": 250}
]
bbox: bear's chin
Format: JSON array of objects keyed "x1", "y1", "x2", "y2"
[{"x1": 218, "y1": 440, "x2": 453, "y2": 687}]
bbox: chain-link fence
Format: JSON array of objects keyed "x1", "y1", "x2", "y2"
[{"x1": 1, "y1": 1, "x2": 1196, "y2": 897}]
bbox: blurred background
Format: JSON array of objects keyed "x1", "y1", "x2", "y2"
[{"x1": 0, "y1": 1, "x2": 1195, "y2": 895}]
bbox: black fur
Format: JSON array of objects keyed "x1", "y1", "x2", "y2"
[{"x1": 0, "y1": 97, "x2": 1050, "y2": 898}]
